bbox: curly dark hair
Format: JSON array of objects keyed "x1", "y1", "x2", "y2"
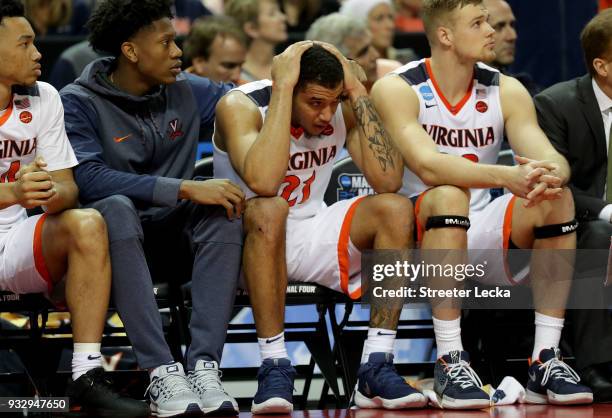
[
  {"x1": 296, "y1": 44, "x2": 344, "y2": 91},
  {"x1": 0, "y1": 0, "x2": 25, "y2": 25},
  {"x1": 87, "y1": 0, "x2": 173, "y2": 57}
]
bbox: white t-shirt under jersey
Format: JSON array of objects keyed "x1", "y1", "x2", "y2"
[
  {"x1": 0, "y1": 82, "x2": 78, "y2": 234},
  {"x1": 213, "y1": 79, "x2": 347, "y2": 220},
  {"x1": 393, "y1": 58, "x2": 505, "y2": 212}
]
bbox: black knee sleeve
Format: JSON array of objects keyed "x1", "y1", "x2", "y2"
[
  {"x1": 533, "y1": 219, "x2": 578, "y2": 239},
  {"x1": 425, "y1": 215, "x2": 471, "y2": 231}
]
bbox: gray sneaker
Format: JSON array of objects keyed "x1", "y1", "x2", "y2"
[
  {"x1": 146, "y1": 362, "x2": 203, "y2": 417},
  {"x1": 189, "y1": 360, "x2": 239, "y2": 415}
]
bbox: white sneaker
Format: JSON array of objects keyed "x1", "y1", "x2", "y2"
[
  {"x1": 189, "y1": 360, "x2": 239, "y2": 415},
  {"x1": 146, "y1": 362, "x2": 203, "y2": 417}
]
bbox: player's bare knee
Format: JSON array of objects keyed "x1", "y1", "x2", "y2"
[
  {"x1": 369, "y1": 193, "x2": 414, "y2": 234},
  {"x1": 244, "y1": 197, "x2": 289, "y2": 238},
  {"x1": 535, "y1": 188, "x2": 575, "y2": 225},
  {"x1": 423, "y1": 185, "x2": 470, "y2": 217},
  {"x1": 63, "y1": 209, "x2": 108, "y2": 251},
  {"x1": 550, "y1": 188, "x2": 575, "y2": 220}
]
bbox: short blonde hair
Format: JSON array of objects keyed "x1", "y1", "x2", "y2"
[{"x1": 421, "y1": 0, "x2": 482, "y2": 42}]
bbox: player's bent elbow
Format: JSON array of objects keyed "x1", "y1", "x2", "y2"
[
  {"x1": 415, "y1": 165, "x2": 441, "y2": 187},
  {"x1": 247, "y1": 180, "x2": 280, "y2": 197},
  {"x1": 371, "y1": 176, "x2": 403, "y2": 194}
]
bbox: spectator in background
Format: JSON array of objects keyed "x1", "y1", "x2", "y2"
[
  {"x1": 534, "y1": 9, "x2": 612, "y2": 402},
  {"x1": 482, "y1": 0, "x2": 539, "y2": 96},
  {"x1": 306, "y1": 13, "x2": 401, "y2": 90},
  {"x1": 482, "y1": 0, "x2": 515, "y2": 69},
  {"x1": 183, "y1": 15, "x2": 247, "y2": 84},
  {"x1": 49, "y1": 41, "x2": 104, "y2": 90},
  {"x1": 340, "y1": 0, "x2": 417, "y2": 63},
  {"x1": 24, "y1": 0, "x2": 95, "y2": 36},
  {"x1": 280, "y1": 0, "x2": 323, "y2": 32},
  {"x1": 172, "y1": 0, "x2": 212, "y2": 35},
  {"x1": 394, "y1": 0, "x2": 424, "y2": 32},
  {"x1": 225, "y1": 0, "x2": 287, "y2": 82}
]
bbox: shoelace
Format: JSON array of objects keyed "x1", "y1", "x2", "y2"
[
  {"x1": 191, "y1": 369, "x2": 226, "y2": 393},
  {"x1": 145, "y1": 373, "x2": 193, "y2": 400},
  {"x1": 539, "y1": 358, "x2": 581, "y2": 386},
  {"x1": 260, "y1": 366, "x2": 295, "y2": 392},
  {"x1": 446, "y1": 361, "x2": 483, "y2": 390}
]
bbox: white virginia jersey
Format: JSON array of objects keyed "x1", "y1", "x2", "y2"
[
  {"x1": 394, "y1": 59, "x2": 504, "y2": 212},
  {"x1": 0, "y1": 82, "x2": 78, "y2": 233},
  {"x1": 214, "y1": 79, "x2": 346, "y2": 219}
]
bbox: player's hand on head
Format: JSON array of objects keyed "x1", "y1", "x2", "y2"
[
  {"x1": 347, "y1": 60, "x2": 367, "y2": 85},
  {"x1": 181, "y1": 179, "x2": 245, "y2": 219},
  {"x1": 272, "y1": 40, "x2": 314, "y2": 90},
  {"x1": 317, "y1": 42, "x2": 367, "y2": 98}
]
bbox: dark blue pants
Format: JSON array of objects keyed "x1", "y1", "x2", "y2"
[{"x1": 88, "y1": 195, "x2": 242, "y2": 370}]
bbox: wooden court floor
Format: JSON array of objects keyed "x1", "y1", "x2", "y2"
[{"x1": 236, "y1": 405, "x2": 612, "y2": 418}]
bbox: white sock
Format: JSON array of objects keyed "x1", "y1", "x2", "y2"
[
  {"x1": 532, "y1": 312, "x2": 564, "y2": 360},
  {"x1": 258, "y1": 332, "x2": 288, "y2": 360},
  {"x1": 361, "y1": 328, "x2": 396, "y2": 363},
  {"x1": 72, "y1": 343, "x2": 102, "y2": 380},
  {"x1": 433, "y1": 316, "x2": 463, "y2": 357}
]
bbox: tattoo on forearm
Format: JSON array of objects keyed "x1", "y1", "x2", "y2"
[{"x1": 352, "y1": 96, "x2": 399, "y2": 172}]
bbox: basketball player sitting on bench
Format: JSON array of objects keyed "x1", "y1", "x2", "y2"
[
  {"x1": 372, "y1": 0, "x2": 592, "y2": 409},
  {"x1": 214, "y1": 42, "x2": 427, "y2": 412}
]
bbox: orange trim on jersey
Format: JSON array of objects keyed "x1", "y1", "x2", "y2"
[
  {"x1": 338, "y1": 196, "x2": 366, "y2": 300},
  {"x1": 502, "y1": 196, "x2": 520, "y2": 285},
  {"x1": 425, "y1": 58, "x2": 473, "y2": 116},
  {"x1": 0, "y1": 98, "x2": 14, "y2": 127},
  {"x1": 33, "y1": 213, "x2": 53, "y2": 293},
  {"x1": 414, "y1": 189, "x2": 431, "y2": 244}
]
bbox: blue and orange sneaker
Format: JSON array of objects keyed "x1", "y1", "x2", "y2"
[
  {"x1": 251, "y1": 358, "x2": 296, "y2": 414},
  {"x1": 433, "y1": 350, "x2": 490, "y2": 409},
  {"x1": 526, "y1": 348, "x2": 593, "y2": 405},
  {"x1": 353, "y1": 352, "x2": 427, "y2": 409}
]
